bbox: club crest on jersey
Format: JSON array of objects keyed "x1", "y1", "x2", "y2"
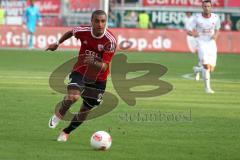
[
  {"x1": 83, "y1": 40, "x2": 88, "y2": 45},
  {"x1": 98, "y1": 44, "x2": 104, "y2": 52}
]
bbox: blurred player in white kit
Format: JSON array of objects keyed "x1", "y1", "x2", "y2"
[
  {"x1": 184, "y1": 12, "x2": 201, "y2": 81},
  {"x1": 184, "y1": 12, "x2": 198, "y2": 54},
  {"x1": 187, "y1": 0, "x2": 220, "y2": 94}
]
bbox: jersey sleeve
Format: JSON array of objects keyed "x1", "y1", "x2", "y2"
[
  {"x1": 187, "y1": 15, "x2": 197, "y2": 31},
  {"x1": 72, "y1": 26, "x2": 87, "y2": 39}
]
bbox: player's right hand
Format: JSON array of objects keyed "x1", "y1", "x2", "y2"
[
  {"x1": 84, "y1": 54, "x2": 95, "y2": 65},
  {"x1": 45, "y1": 43, "x2": 59, "y2": 51},
  {"x1": 192, "y1": 31, "x2": 199, "y2": 38}
]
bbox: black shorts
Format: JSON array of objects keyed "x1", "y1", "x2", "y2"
[{"x1": 67, "y1": 72, "x2": 106, "y2": 108}]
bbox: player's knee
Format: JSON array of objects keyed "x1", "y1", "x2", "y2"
[
  {"x1": 71, "y1": 94, "x2": 80, "y2": 102},
  {"x1": 65, "y1": 94, "x2": 80, "y2": 103},
  {"x1": 66, "y1": 89, "x2": 81, "y2": 102}
]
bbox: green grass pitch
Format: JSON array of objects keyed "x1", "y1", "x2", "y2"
[{"x1": 0, "y1": 49, "x2": 240, "y2": 160}]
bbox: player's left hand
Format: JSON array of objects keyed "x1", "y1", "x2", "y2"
[
  {"x1": 211, "y1": 35, "x2": 217, "y2": 40},
  {"x1": 84, "y1": 55, "x2": 95, "y2": 65},
  {"x1": 192, "y1": 31, "x2": 199, "y2": 38}
]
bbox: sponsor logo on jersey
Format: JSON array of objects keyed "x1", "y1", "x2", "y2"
[
  {"x1": 83, "y1": 40, "x2": 88, "y2": 45},
  {"x1": 98, "y1": 44, "x2": 104, "y2": 52},
  {"x1": 85, "y1": 50, "x2": 101, "y2": 59}
]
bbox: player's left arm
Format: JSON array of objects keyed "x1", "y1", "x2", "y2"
[
  {"x1": 212, "y1": 16, "x2": 221, "y2": 40},
  {"x1": 212, "y1": 29, "x2": 219, "y2": 40},
  {"x1": 37, "y1": 8, "x2": 42, "y2": 26}
]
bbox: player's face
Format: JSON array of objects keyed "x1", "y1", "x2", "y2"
[
  {"x1": 30, "y1": 0, "x2": 34, "y2": 6},
  {"x1": 202, "y1": 2, "x2": 212, "y2": 15},
  {"x1": 92, "y1": 14, "x2": 107, "y2": 37}
]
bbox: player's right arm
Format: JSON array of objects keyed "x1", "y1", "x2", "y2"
[
  {"x1": 187, "y1": 30, "x2": 199, "y2": 38},
  {"x1": 45, "y1": 30, "x2": 73, "y2": 51},
  {"x1": 211, "y1": 15, "x2": 221, "y2": 41},
  {"x1": 186, "y1": 14, "x2": 199, "y2": 38}
]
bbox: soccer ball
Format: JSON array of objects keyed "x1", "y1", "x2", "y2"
[{"x1": 90, "y1": 131, "x2": 112, "y2": 150}]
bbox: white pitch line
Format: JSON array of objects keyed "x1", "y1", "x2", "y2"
[
  {"x1": 182, "y1": 73, "x2": 240, "y2": 84},
  {"x1": 182, "y1": 73, "x2": 195, "y2": 80}
]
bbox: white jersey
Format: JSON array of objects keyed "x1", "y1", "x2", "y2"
[{"x1": 187, "y1": 13, "x2": 221, "y2": 41}]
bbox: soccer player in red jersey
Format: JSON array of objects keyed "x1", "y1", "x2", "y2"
[{"x1": 46, "y1": 10, "x2": 117, "y2": 142}]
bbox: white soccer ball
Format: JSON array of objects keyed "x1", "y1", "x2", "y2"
[{"x1": 90, "y1": 131, "x2": 112, "y2": 150}]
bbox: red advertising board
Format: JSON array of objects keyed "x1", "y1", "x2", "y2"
[
  {"x1": 69, "y1": 0, "x2": 100, "y2": 12},
  {"x1": 27, "y1": 0, "x2": 61, "y2": 14},
  {"x1": 143, "y1": 0, "x2": 225, "y2": 7},
  {"x1": 0, "y1": 26, "x2": 240, "y2": 53},
  {"x1": 226, "y1": 0, "x2": 240, "y2": 7}
]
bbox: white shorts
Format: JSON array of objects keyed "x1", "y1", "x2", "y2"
[{"x1": 197, "y1": 40, "x2": 217, "y2": 67}]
